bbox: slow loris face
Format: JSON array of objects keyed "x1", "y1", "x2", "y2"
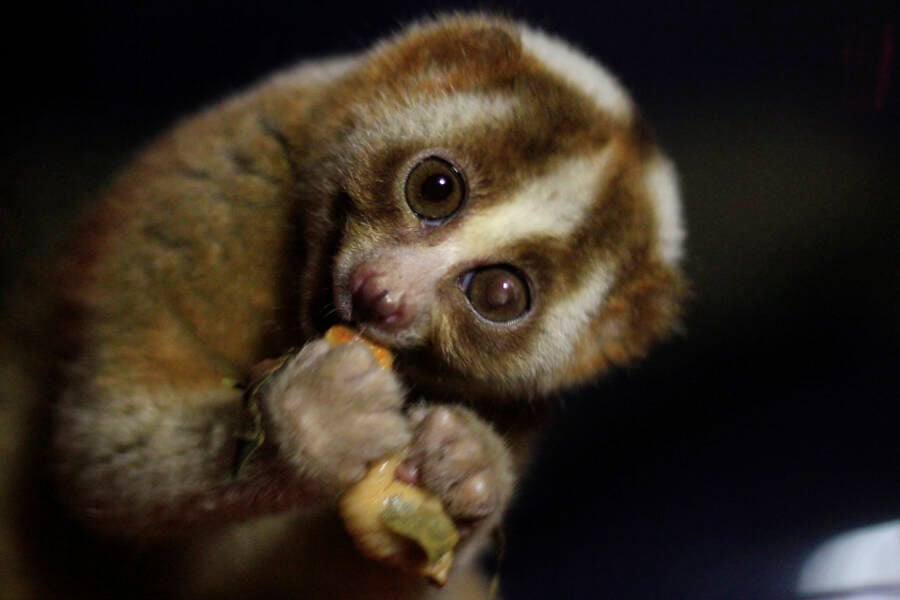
[{"x1": 306, "y1": 20, "x2": 685, "y2": 399}]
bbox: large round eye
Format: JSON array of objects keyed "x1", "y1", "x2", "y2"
[
  {"x1": 463, "y1": 267, "x2": 531, "y2": 322},
  {"x1": 405, "y1": 156, "x2": 466, "y2": 221}
]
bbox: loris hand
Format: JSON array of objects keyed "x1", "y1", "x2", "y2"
[
  {"x1": 262, "y1": 339, "x2": 411, "y2": 492},
  {"x1": 402, "y1": 406, "x2": 514, "y2": 539}
]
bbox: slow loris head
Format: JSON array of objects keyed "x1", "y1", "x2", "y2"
[{"x1": 298, "y1": 15, "x2": 686, "y2": 399}]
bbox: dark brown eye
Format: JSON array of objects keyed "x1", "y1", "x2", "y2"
[
  {"x1": 405, "y1": 156, "x2": 465, "y2": 221},
  {"x1": 463, "y1": 267, "x2": 530, "y2": 322}
]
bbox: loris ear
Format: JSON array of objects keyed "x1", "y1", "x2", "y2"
[
  {"x1": 564, "y1": 259, "x2": 686, "y2": 384},
  {"x1": 363, "y1": 14, "x2": 523, "y2": 89}
]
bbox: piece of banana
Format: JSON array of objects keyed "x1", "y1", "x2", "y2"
[
  {"x1": 325, "y1": 325, "x2": 460, "y2": 586},
  {"x1": 339, "y1": 452, "x2": 459, "y2": 586},
  {"x1": 324, "y1": 324, "x2": 395, "y2": 369}
]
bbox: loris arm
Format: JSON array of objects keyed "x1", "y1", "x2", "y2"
[
  {"x1": 54, "y1": 373, "x2": 305, "y2": 537},
  {"x1": 54, "y1": 323, "x2": 422, "y2": 539}
]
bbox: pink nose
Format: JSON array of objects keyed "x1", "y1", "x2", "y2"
[{"x1": 350, "y1": 267, "x2": 411, "y2": 328}]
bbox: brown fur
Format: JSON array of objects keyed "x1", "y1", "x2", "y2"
[{"x1": 2, "y1": 14, "x2": 685, "y2": 599}]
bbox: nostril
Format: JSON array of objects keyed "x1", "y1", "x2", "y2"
[
  {"x1": 350, "y1": 267, "x2": 408, "y2": 326},
  {"x1": 370, "y1": 291, "x2": 402, "y2": 321},
  {"x1": 350, "y1": 266, "x2": 378, "y2": 296},
  {"x1": 355, "y1": 273, "x2": 388, "y2": 312}
]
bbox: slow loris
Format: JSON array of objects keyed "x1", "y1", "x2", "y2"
[{"x1": 4, "y1": 13, "x2": 685, "y2": 599}]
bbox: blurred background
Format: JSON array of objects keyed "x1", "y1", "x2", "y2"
[{"x1": 2, "y1": 2, "x2": 898, "y2": 598}]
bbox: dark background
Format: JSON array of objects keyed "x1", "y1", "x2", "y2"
[{"x1": 2, "y1": 2, "x2": 898, "y2": 598}]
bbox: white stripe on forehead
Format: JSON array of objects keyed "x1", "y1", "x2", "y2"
[
  {"x1": 519, "y1": 25, "x2": 634, "y2": 122},
  {"x1": 351, "y1": 91, "x2": 519, "y2": 145},
  {"x1": 455, "y1": 149, "x2": 614, "y2": 256}
]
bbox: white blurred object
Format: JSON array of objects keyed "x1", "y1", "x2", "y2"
[{"x1": 798, "y1": 519, "x2": 900, "y2": 598}]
